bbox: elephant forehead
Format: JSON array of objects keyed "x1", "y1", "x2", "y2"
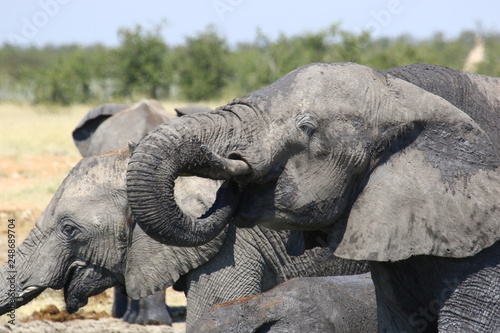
[
  {"x1": 35, "y1": 153, "x2": 128, "y2": 227},
  {"x1": 245, "y1": 63, "x2": 384, "y2": 115},
  {"x1": 65, "y1": 152, "x2": 128, "y2": 193}
]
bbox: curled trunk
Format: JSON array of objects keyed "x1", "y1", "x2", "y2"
[{"x1": 127, "y1": 111, "x2": 252, "y2": 246}]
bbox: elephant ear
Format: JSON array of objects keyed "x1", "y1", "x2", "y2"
[
  {"x1": 125, "y1": 176, "x2": 226, "y2": 299},
  {"x1": 125, "y1": 223, "x2": 227, "y2": 299},
  {"x1": 72, "y1": 103, "x2": 130, "y2": 157},
  {"x1": 332, "y1": 74, "x2": 500, "y2": 262}
]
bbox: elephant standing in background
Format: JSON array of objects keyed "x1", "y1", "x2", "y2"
[
  {"x1": 127, "y1": 63, "x2": 500, "y2": 332},
  {"x1": 0, "y1": 138, "x2": 368, "y2": 328},
  {"x1": 174, "y1": 105, "x2": 213, "y2": 117},
  {"x1": 72, "y1": 99, "x2": 172, "y2": 157},
  {"x1": 72, "y1": 100, "x2": 212, "y2": 158}
]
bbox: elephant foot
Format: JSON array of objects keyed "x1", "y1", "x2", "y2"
[
  {"x1": 113, "y1": 289, "x2": 173, "y2": 325},
  {"x1": 122, "y1": 291, "x2": 173, "y2": 325}
]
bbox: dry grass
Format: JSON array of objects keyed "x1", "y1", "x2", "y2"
[
  {"x1": 0, "y1": 103, "x2": 88, "y2": 159},
  {"x1": 0, "y1": 100, "x2": 223, "y2": 159},
  {"x1": 0, "y1": 100, "x2": 224, "y2": 326},
  {"x1": 0, "y1": 100, "x2": 223, "y2": 211}
]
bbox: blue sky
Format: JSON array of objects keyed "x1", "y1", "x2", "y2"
[{"x1": 1, "y1": 0, "x2": 498, "y2": 47}]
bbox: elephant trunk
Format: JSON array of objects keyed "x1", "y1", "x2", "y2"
[
  {"x1": 0, "y1": 226, "x2": 48, "y2": 315},
  {"x1": 127, "y1": 110, "x2": 253, "y2": 246}
]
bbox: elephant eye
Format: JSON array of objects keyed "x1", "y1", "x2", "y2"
[
  {"x1": 61, "y1": 221, "x2": 80, "y2": 238},
  {"x1": 296, "y1": 114, "x2": 318, "y2": 137}
]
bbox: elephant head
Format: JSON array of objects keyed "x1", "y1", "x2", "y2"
[
  {"x1": 0, "y1": 149, "x2": 225, "y2": 315},
  {"x1": 127, "y1": 62, "x2": 500, "y2": 262}
]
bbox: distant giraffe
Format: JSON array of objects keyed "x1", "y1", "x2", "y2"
[{"x1": 463, "y1": 35, "x2": 485, "y2": 72}]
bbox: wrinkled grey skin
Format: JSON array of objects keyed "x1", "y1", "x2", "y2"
[
  {"x1": 0, "y1": 149, "x2": 367, "y2": 329},
  {"x1": 194, "y1": 274, "x2": 376, "y2": 333},
  {"x1": 74, "y1": 100, "x2": 212, "y2": 325},
  {"x1": 127, "y1": 63, "x2": 500, "y2": 332}
]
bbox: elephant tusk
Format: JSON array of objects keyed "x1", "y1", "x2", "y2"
[
  {"x1": 179, "y1": 145, "x2": 252, "y2": 179},
  {"x1": 18, "y1": 286, "x2": 42, "y2": 298},
  {"x1": 201, "y1": 145, "x2": 252, "y2": 177}
]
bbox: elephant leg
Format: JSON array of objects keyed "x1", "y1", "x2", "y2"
[
  {"x1": 184, "y1": 227, "x2": 267, "y2": 329},
  {"x1": 111, "y1": 287, "x2": 128, "y2": 318},
  {"x1": 121, "y1": 290, "x2": 173, "y2": 325},
  {"x1": 370, "y1": 242, "x2": 500, "y2": 333},
  {"x1": 438, "y1": 258, "x2": 500, "y2": 332}
]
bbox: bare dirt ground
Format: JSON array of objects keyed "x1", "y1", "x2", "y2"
[{"x1": 0, "y1": 102, "x2": 195, "y2": 332}]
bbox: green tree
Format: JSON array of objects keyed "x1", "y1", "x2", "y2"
[
  {"x1": 30, "y1": 45, "x2": 115, "y2": 105},
  {"x1": 116, "y1": 24, "x2": 170, "y2": 99},
  {"x1": 176, "y1": 25, "x2": 230, "y2": 101}
]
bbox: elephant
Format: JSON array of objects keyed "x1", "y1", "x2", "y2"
[
  {"x1": 0, "y1": 148, "x2": 368, "y2": 330},
  {"x1": 126, "y1": 62, "x2": 500, "y2": 332},
  {"x1": 73, "y1": 99, "x2": 217, "y2": 325},
  {"x1": 194, "y1": 274, "x2": 377, "y2": 332}
]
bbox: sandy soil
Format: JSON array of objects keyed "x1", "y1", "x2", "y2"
[{"x1": 0, "y1": 318, "x2": 186, "y2": 333}]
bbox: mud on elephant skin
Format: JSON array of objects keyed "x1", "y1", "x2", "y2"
[
  {"x1": 0, "y1": 149, "x2": 368, "y2": 330},
  {"x1": 194, "y1": 274, "x2": 377, "y2": 333},
  {"x1": 127, "y1": 63, "x2": 500, "y2": 332}
]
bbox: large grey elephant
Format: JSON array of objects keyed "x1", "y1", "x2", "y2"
[
  {"x1": 127, "y1": 63, "x2": 500, "y2": 332},
  {"x1": 0, "y1": 148, "x2": 368, "y2": 330}
]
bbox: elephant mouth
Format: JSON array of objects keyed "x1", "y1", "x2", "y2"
[
  {"x1": 230, "y1": 180, "x2": 277, "y2": 228},
  {"x1": 64, "y1": 260, "x2": 89, "y2": 313},
  {"x1": 63, "y1": 260, "x2": 118, "y2": 314},
  {"x1": 184, "y1": 149, "x2": 286, "y2": 229}
]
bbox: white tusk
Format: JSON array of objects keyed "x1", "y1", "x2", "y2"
[{"x1": 18, "y1": 286, "x2": 41, "y2": 298}]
